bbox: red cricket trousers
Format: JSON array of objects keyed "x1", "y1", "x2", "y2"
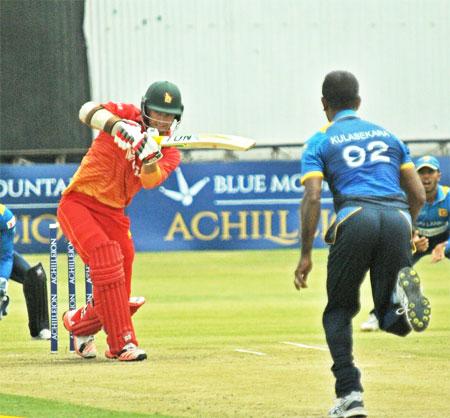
[{"x1": 57, "y1": 191, "x2": 135, "y2": 296}]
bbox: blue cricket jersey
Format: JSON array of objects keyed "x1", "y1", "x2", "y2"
[
  {"x1": 415, "y1": 185, "x2": 450, "y2": 258},
  {"x1": 0, "y1": 204, "x2": 16, "y2": 279},
  {"x1": 301, "y1": 109, "x2": 414, "y2": 211}
]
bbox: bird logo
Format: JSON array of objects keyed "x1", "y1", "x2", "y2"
[{"x1": 159, "y1": 168, "x2": 210, "y2": 206}]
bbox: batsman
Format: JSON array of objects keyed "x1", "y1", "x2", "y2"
[{"x1": 58, "y1": 81, "x2": 183, "y2": 361}]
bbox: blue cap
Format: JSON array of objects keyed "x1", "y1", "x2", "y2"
[{"x1": 415, "y1": 155, "x2": 440, "y2": 171}]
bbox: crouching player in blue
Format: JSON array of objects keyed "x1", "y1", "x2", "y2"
[
  {"x1": 294, "y1": 71, "x2": 428, "y2": 418},
  {"x1": 413, "y1": 155, "x2": 450, "y2": 262},
  {"x1": 0, "y1": 204, "x2": 50, "y2": 339},
  {"x1": 361, "y1": 155, "x2": 449, "y2": 331}
]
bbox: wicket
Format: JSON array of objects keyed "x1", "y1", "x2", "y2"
[{"x1": 49, "y1": 223, "x2": 93, "y2": 353}]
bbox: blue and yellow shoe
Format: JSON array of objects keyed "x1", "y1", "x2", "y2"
[{"x1": 396, "y1": 267, "x2": 431, "y2": 332}]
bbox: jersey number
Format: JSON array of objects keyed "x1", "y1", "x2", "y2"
[{"x1": 342, "y1": 141, "x2": 390, "y2": 168}]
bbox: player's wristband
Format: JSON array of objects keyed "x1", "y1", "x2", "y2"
[
  {"x1": 142, "y1": 151, "x2": 163, "y2": 165},
  {"x1": 445, "y1": 241, "x2": 450, "y2": 259}
]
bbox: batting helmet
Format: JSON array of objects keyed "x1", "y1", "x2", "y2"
[{"x1": 141, "y1": 81, "x2": 184, "y2": 125}]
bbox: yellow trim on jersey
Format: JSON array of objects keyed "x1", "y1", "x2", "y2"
[
  {"x1": 319, "y1": 121, "x2": 333, "y2": 133},
  {"x1": 0, "y1": 204, "x2": 5, "y2": 215},
  {"x1": 442, "y1": 185, "x2": 449, "y2": 197},
  {"x1": 301, "y1": 171, "x2": 324, "y2": 184},
  {"x1": 398, "y1": 209, "x2": 415, "y2": 254},
  {"x1": 400, "y1": 162, "x2": 415, "y2": 170},
  {"x1": 325, "y1": 207, "x2": 362, "y2": 245}
]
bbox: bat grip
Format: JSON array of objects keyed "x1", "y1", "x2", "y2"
[{"x1": 143, "y1": 131, "x2": 164, "y2": 146}]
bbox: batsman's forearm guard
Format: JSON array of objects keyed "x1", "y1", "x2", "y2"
[{"x1": 79, "y1": 101, "x2": 122, "y2": 135}]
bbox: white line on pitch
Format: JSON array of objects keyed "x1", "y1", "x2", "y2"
[
  {"x1": 234, "y1": 348, "x2": 267, "y2": 356},
  {"x1": 280, "y1": 341, "x2": 329, "y2": 352}
]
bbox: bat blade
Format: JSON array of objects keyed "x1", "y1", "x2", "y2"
[{"x1": 156, "y1": 134, "x2": 256, "y2": 151}]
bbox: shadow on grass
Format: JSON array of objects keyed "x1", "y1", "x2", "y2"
[{"x1": 0, "y1": 392, "x2": 176, "y2": 418}]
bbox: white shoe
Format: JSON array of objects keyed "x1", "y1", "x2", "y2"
[
  {"x1": 328, "y1": 391, "x2": 367, "y2": 417},
  {"x1": 74, "y1": 335, "x2": 97, "y2": 359},
  {"x1": 32, "y1": 328, "x2": 51, "y2": 340},
  {"x1": 0, "y1": 295, "x2": 9, "y2": 320},
  {"x1": 0, "y1": 277, "x2": 8, "y2": 297},
  {"x1": 105, "y1": 343, "x2": 147, "y2": 362},
  {"x1": 360, "y1": 312, "x2": 379, "y2": 332}
]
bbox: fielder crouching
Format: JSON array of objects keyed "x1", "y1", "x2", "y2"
[
  {"x1": 1, "y1": 204, "x2": 51, "y2": 339},
  {"x1": 58, "y1": 81, "x2": 183, "y2": 361}
]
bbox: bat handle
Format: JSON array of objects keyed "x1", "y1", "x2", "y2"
[
  {"x1": 143, "y1": 132, "x2": 164, "y2": 145},
  {"x1": 152, "y1": 135, "x2": 163, "y2": 145}
]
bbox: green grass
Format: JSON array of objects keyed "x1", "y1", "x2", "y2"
[
  {"x1": 0, "y1": 393, "x2": 165, "y2": 418},
  {"x1": 1, "y1": 249, "x2": 449, "y2": 417}
]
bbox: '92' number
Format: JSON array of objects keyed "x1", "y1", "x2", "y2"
[{"x1": 342, "y1": 140, "x2": 390, "y2": 168}]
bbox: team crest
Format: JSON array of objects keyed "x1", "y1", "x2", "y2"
[
  {"x1": 7, "y1": 215, "x2": 16, "y2": 229},
  {"x1": 164, "y1": 92, "x2": 173, "y2": 103},
  {"x1": 439, "y1": 208, "x2": 448, "y2": 217}
]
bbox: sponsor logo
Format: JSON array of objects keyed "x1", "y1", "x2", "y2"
[{"x1": 159, "y1": 168, "x2": 210, "y2": 206}]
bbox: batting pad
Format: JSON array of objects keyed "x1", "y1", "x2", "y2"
[{"x1": 89, "y1": 241, "x2": 138, "y2": 354}]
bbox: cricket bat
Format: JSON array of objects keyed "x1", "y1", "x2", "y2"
[
  {"x1": 79, "y1": 101, "x2": 256, "y2": 151},
  {"x1": 153, "y1": 133, "x2": 255, "y2": 151}
]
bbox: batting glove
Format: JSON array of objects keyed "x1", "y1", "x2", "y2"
[
  {"x1": 133, "y1": 133, "x2": 162, "y2": 164},
  {"x1": 114, "y1": 121, "x2": 144, "y2": 150}
]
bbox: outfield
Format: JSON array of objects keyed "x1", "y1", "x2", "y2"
[{"x1": 0, "y1": 249, "x2": 449, "y2": 418}]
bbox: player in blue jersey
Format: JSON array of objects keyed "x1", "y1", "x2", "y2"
[
  {"x1": 0, "y1": 205, "x2": 15, "y2": 319},
  {"x1": 293, "y1": 71, "x2": 428, "y2": 418},
  {"x1": 413, "y1": 156, "x2": 450, "y2": 261},
  {"x1": 361, "y1": 154, "x2": 449, "y2": 331},
  {"x1": 0, "y1": 204, "x2": 50, "y2": 339}
]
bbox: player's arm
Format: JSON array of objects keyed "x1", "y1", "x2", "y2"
[
  {"x1": 412, "y1": 230, "x2": 429, "y2": 253},
  {"x1": 400, "y1": 166, "x2": 426, "y2": 222},
  {"x1": 0, "y1": 208, "x2": 15, "y2": 279},
  {"x1": 301, "y1": 176, "x2": 322, "y2": 255},
  {"x1": 140, "y1": 147, "x2": 181, "y2": 189},
  {"x1": 79, "y1": 102, "x2": 123, "y2": 136},
  {"x1": 0, "y1": 228, "x2": 12, "y2": 316},
  {"x1": 431, "y1": 193, "x2": 450, "y2": 261},
  {"x1": 294, "y1": 134, "x2": 325, "y2": 290},
  {"x1": 86, "y1": 103, "x2": 169, "y2": 181},
  {"x1": 431, "y1": 241, "x2": 450, "y2": 262},
  {"x1": 294, "y1": 176, "x2": 322, "y2": 290}
]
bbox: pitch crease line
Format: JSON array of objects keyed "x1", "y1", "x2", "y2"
[
  {"x1": 280, "y1": 341, "x2": 328, "y2": 351},
  {"x1": 234, "y1": 348, "x2": 267, "y2": 356}
]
